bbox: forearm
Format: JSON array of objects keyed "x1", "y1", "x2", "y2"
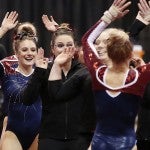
[
  {"x1": 22, "y1": 67, "x2": 46, "y2": 105},
  {"x1": 48, "y1": 67, "x2": 86, "y2": 101},
  {"x1": 129, "y1": 19, "x2": 146, "y2": 43},
  {"x1": 48, "y1": 76, "x2": 80, "y2": 101},
  {"x1": 0, "y1": 26, "x2": 8, "y2": 38},
  {"x1": 48, "y1": 63, "x2": 62, "y2": 81}
]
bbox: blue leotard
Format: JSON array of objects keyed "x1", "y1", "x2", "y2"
[
  {"x1": 82, "y1": 20, "x2": 150, "y2": 150},
  {"x1": 92, "y1": 91, "x2": 140, "y2": 149},
  {"x1": 0, "y1": 55, "x2": 42, "y2": 150}
]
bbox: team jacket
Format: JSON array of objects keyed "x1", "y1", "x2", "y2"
[{"x1": 22, "y1": 59, "x2": 96, "y2": 139}]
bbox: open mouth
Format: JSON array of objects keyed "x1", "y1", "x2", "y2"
[
  {"x1": 25, "y1": 58, "x2": 34, "y2": 62},
  {"x1": 97, "y1": 51, "x2": 107, "y2": 56}
]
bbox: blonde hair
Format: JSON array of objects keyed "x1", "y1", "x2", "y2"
[
  {"x1": 105, "y1": 28, "x2": 132, "y2": 64},
  {"x1": 51, "y1": 23, "x2": 75, "y2": 47},
  {"x1": 13, "y1": 22, "x2": 38, "y2": 52}
]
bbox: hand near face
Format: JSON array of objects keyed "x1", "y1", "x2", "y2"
[
  {"x1": 130, "y1": 56, "x2": 145, "y2": 68},
  {"x1": 35, "y1": 47, "x2": 49, "y2": 69},
  {"x1": 42, "y1": 15, "x2": 58, "y2": 32},
  {"x1": 54, "y1": 47, "x2": 76, "y2": 67}
]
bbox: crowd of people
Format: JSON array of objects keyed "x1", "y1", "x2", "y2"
[{"x1": 0, "y1": 0, "x2": 150, "y2": 150}]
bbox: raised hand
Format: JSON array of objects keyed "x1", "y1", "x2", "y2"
[
  {"x1": 42, "y1": 15, "x2": 58, "y2": 32},
  {"x1": 112, "y1": 0, "x2": 131, "y2": 18},
  {"x1": 138, "y1": 0, "x2": 150, "y2": 24},
  {"x1": 0, "y1": 11, "x2": 18, "y2": 38},
  {"x1": 1, "y1": 11, "x2": 18, "y2": 33},
  {"x1": 101, "y1": 0, "x2": 131, "y2": 24},
  {"x1": 35, "y1": 47, "x2": 49, "y2": 69},
  {"x1": 54, "y1": 47, "x2": 76, "y2": 67},
  {"x1": 49, "y1": 47, "x2": 75, "y2": 80}
]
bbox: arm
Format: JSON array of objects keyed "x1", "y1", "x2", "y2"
[
  {"x1": 0, "y1": 11, "x2": 18, "y2": 38},
  {"x1": 42, "y1": 15, "x2": 58, "y2": 32},
  {"x1": 138, "y1": 0, "x2": 150, "y2": 24},
  {"x1": 48, "y1": 47, "x2": 75, "y2": 81},
  {"x1": 140, "y1": 82, "x2": 150, "y2": 109},
  {"x1": 128, "y1": 18, "x2": 147, "y2": 43},
  {"x1": 82, "y1": 0, "x2": 131, "y2": 72},
  {"x1": 76, "y1": 75, "x2": 96, "y2": 149},
  {"x1": 48, "y1": 65, "x2": 89, "y2": 101},
  {"x1": 48, "y1": 47, "x2": 86, "y2": 101},
  {"x1": 137, "y1": 0, "x2": 150, "y2": 108},
  {"x1": 129, "y1": 0, "x2": 150, "y2": 43},
  {"x1": 79, "y1": 75, "x2": 96, "y2": 133},
  {"x1": 22, "y1": 48, "x2": 49, "y2": 105},
  {"x1": 128, "y1": 0, "x2": 150, "y2": 68},
  {"x1": 22, "y1": 67, "x2": 48, "y2": 105}
]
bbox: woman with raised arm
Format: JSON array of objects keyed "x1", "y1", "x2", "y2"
[
  {"x1": 22, "y1": 19, "x2": 96, "y2": 149},
  {"x1": 132, "y1": 0, "x2": 150, "y2": 149},
  {"x1": 0, "y1": 11, "x2": 18, "y2": 145},
  {"x1": 0, "y1": 12, "x2": 42, "y2": 150},
  {"x1": 81, "y1": 0, "x2": 150, "y2": 149}
]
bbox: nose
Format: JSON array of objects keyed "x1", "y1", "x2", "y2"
[
  {"x1": 27, "y1": 50, "x2": 32, "y2": 55},
  {"x1": 27, "y1": 49, "x2": 34, "y2": 55},
  {"x1": 64, "y1": 45, "x2": 67, "y2": 48}
]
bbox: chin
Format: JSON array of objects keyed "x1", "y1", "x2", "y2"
[
  {"x1": 99, "y1": 56, "x2": 106, "y2": 60},
  {"x1": 25, "y1": 62, "x2": 34, "y2": 66}
]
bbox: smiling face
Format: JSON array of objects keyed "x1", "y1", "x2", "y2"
[
  {"x1": 95, "y1": 28, "x2": 132, "y2": 65},
  {"x1": 52, "y1": 34, "x2": 75, "y2": 57},
  {"x1": 15, "y1": 39, "x2": 37, "y2": 68},
  {"x1": 95, "y1": 31, "x2": 110, "y2": 64}
]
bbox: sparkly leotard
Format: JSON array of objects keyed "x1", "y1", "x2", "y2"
[
  {"x1": 0, "y1": 55, "x2": 42, "y2": 150},
  {"x1": 82, "y1": 20, "x2": 150, "y2": 150}
]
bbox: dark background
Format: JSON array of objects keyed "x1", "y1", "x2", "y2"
[{"x1": 0, "y1": 0, "x2": 150, "y2": 62}]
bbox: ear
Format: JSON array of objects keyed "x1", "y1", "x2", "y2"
[
  {"x1": 15, "y1": 52, "x2": 19, "y2": 59},
  {"x1": 14, "y1": 49, "x2": 18, "y2": 55},
  {"x1": 50, "y1": 46, "x2": 55, "y2": 54},
  {"x1": 130, "y1": 51, "x2": 134, "y2": 58},
  {"x1": 50, "y1": 41, "x2": 54, "y2": 53}
]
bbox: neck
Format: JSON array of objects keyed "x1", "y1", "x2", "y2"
[
  {"x1": 62, "y1": 61, "x2": 72, "y2": 76},
  {"x1": 17, "y1": 65, "x2": 33, "y2": 75},
  {"x1": 109, "y1": 61, "x2": 129, "y2": 73}
]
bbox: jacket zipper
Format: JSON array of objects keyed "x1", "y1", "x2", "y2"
[
  {"x1": 65, "y1": 102, "x2": 68, "y2": 139},
  {"x1": 64, "y1": 74, "x2": 68, "y2": 139}
]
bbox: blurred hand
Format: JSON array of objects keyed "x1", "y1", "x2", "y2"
[
  {"x1": 130, "y1": 56, "x2": 145, "y2": 68},
  {"x1": 138, "y1": 0, "x2": 150, "y2": 24},
  {"x1": 111, "y1": 0, "x2": 131, "y2": 19},
  {"x1": 35, "y1": 47, "x2": 49, "y2": 69},
  {"x1": 1, "y1": 11, "x2": 18, "y2": 32},
  {"x1": 54, "y1": 47, "x2": 75, "y2": 67},
  {"x1": 42, "y1": 15, "x2": 58, "y2": 32},
  {"x1": 101, "y1": 0, "x2": 131, "y2": 24}
]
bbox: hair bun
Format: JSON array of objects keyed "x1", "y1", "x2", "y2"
[
  {"x1": 57, "y1": 23, "x2": 72, "y2": 31},
  {"x1": 14, "y1": 26, "x2": 37, "y2": 41}
]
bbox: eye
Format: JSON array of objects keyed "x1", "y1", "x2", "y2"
[
  {"x1": 21, "y1": 48, "x2": 28, "y2": 52},
  {"x1": 66, "y1": 43, "x2": 73, "y2": 47},
  {"x1": 55, "y1": 43, "x2": 64, "y2": 48},
  {"x1": 94, "y1": 39, "x2": 100, "y2": 45},
  {"x1": 31, "y1": 48, "x2": 37, "y2": 52}
]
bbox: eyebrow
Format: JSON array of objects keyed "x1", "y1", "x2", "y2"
[{"x1": 56, "y1": 42, "x2": 73, "y2": 43}]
